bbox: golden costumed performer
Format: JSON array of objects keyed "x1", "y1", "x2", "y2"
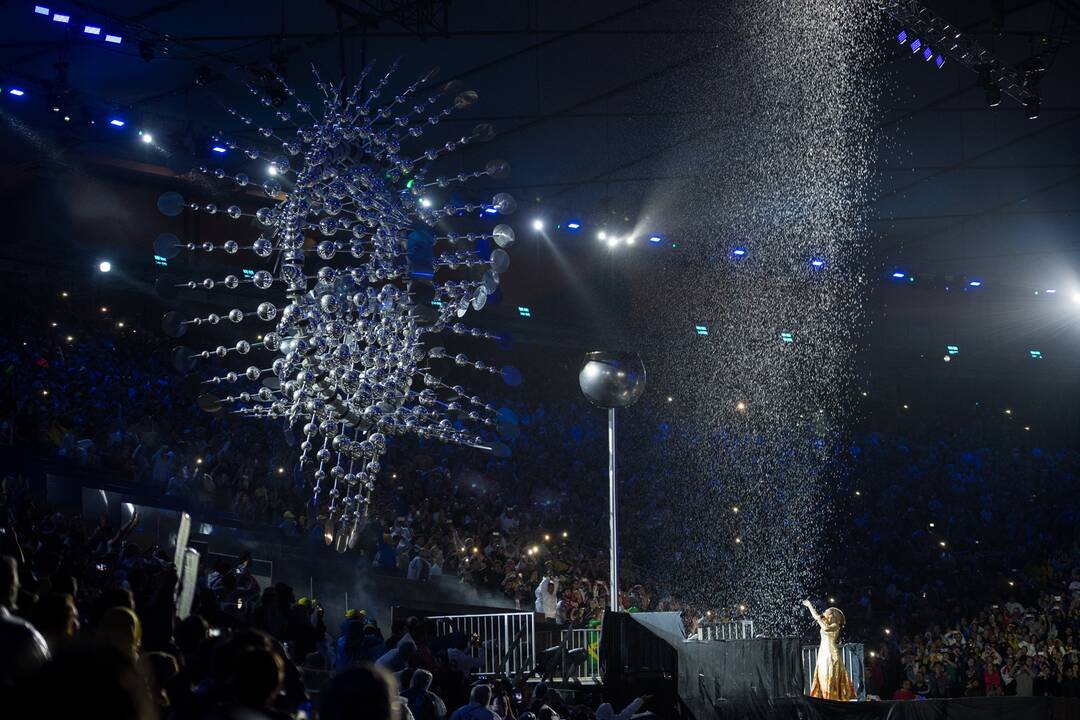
[{"x1": 802, "y1": 599, "x2": 857, "y2": 701}]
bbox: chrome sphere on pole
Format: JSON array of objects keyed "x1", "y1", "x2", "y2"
[
  {"x1": 578, "y1": 351, "x2": 647, "y2": 409},
  {"x1": 579, "y1": 350, "x2": 645, "y2": 613}
]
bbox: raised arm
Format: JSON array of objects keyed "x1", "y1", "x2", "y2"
[{"x1": 802, "y1": 599, "x2": 825, "y2": 627}]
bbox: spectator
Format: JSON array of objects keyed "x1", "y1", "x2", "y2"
[
  {"x1": 0, "y1": 554, "x2": 49, "y2": 687},
  {"x1": 402, "y1": 668, "x2": 447, "y2": 720},
  {"x1": 449, "y1": 684, "x2": 499, "y2": 720}
]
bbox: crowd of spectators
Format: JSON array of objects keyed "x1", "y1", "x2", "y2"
[
  {"x1": 3, "y1": 283, "x2": 1080, "y2": 706},
  {"x1": 0, "y1": 476, "x2": 658, "y2": 719}
]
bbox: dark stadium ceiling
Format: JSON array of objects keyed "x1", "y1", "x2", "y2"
[{"x1": 1, "y1": 1, "x2": 1079, "y2": 360}]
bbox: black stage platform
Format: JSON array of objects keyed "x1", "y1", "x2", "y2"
[{"x1": 599, "y1": 612, "x2": 1079, "y2": 720}]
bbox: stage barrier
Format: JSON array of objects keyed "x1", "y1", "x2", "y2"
[
  {"x1": 697, "y1": 620, "x2": 756, "y2": 641},
  {"x1": 429, "y1": 611, "x2": 536, "y2": 677},
  {"x1": 801, "y1": 643, "x2": 865, "y2": 700}
]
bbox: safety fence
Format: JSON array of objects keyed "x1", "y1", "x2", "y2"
[
  {"x1": 429, "y1": 611, "x2": 536, "y2": 677},
  {"x1": 697, "y1": 620, "x2": 756, "y2": 641}
]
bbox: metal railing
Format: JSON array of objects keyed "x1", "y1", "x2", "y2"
[
  {"x1": 429, "y1": 611, "x2": 536, "y2": 676},
  {"x1": 697, "y1": 620, "x2": 756, "y2": 641},
  {"x1": 801, "y1": 643, "x2": 865, "y2": 700},
  {"x1": 566, "y1": 628, "x2": 602, "y2": 680}
]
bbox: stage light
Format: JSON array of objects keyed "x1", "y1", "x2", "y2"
[
  {"x1": 939, "y1": 540, "x2": 946, "y2": 547},
  {"x1": 544, "y1": 534, "x2": 551, "y2": 542},
  {"x1": 625, "y1": 235, "x2": 636, "y2": 245},
  {"x1": 732, "y1": 248, "x2": 747, "y2": 258},
  {"x1": 943, "y1": 355, "x2": 951, "y2": 362},
  {"x1": 1044, "y1": 289, "x2": 1056, "y2": 294},
  {"x1": 935, "y1": 54, "x2": 945, "y2": 69},
  {"x1": 140, "y1": 132, "x2": 153, "y2": 144},
  {"x1": 50, "y1": 322, "x2": 57, "y2": 327},
  {"x1": 154, "y1": 254, "x2": 168, "y2": 267},
  {"x1": 65, "y1": 335, "x2": 73, "y2": 342},
  {"x1": 98, "y1": 261, "x2": 112, "y2": 273},
  {"x1": 517, "y1": 306, "x2": 531, "y2": 318},
  {"x1": 947, "y1": 345, "x2": 959, "y2": 355},
  {"x1": 1008, "y1": 580, "x2": 1014, "y2": 587},
  {"x1": 566, "y1": 221, "x2": 581, "y2": 231},
  {"x1": 562, "y1": 531, "x2": 568, "y2": 538},
  {"x1": 891, "y1": 271, "x2": 906, "y2": 279},
  {"x1": 242, "y1": 268, "x2": 256, "y2": 278},
  {"x1": 732, "y1": 506, "x2": 739, "y2": 513},
  {"x1": 1073, "y1": 292, "x2": 1080, "y2": 304},
  {"x1": 34, "y1": 5, "x2": 50, "y2": 15},
  {"x1": 666, "y1": 396, "x2": 673, "y2": 402},
  {"x1": 430, "y1": 299, "x2": 443, "y2": 307},
  {"x1": 884, "y1": 628, "x2": 891, "y2": 635},
  {"x1": 649, "y1": 235, "x2": 663, "y2": 244},
  {"x1": 902, "y1": 404, "x2": 909, "y2": 410},
  {"x1": 735, "y1": 401, "x2": 747, "y2": 412},
  {"x1": 53, "y1": 13, "x2": 70, "y2": 23},
  {"x1": 1024, "y1": 426, "x2": 1030, "y2": 431},
  {"x1": 854, "y1": 491, "x2": 861, "y2": 496},
  {"x1": 531, "y1": 218, "x2": 544, "y2": 231},
  {"x1": 694, "y1": 324, "x2": 709, "y2": 336},
  {"x1": 63, "y1": 115, "x2": 70, "y2": 121},
  {"x1": 117, "y1": 321, "x2": 125, "y2": 328},
  {"x1": 108, "y1": 118, "x2": 125, "y2": 127},
  {"x1": 61, "y1": 291, "x2": 68, "y2": 297},
  {"x1": 597, "y1": 230, "x2": 607, "y2": 241},
  {"x1": 105, "y1": 34, "x2": 122, "y2": 44},
  {"x1": 100, "y1": 306, "x2": 108, "y2": 312},
  {"x1": 419, "y1": 197, "x2": 431, "y2": 208},
  {"x1": 211, "y1": 145, "x2": 227, "y2": 153},
  {"x1": 8, "y1": 88, "x2": 25, "y2": 97},
  {"x1": 910, "y1": 38, "x2": 922, "y2": 53},
  {"x1": 483, "y1": 207, "x2": 497, "y2": 215},
  {"x1": 84, "y1": 25, "x2": 101, "y2": 35},
  {"x1": 1004, "y1": 409, "x2": 1012, "y2": 415},
  {"x1": 1029, "y1": 349, "x2": 1043, "y2": 359},
  {"x1": 268, "y1": 164, "x2": 278, "y2": 176},
  {"x1": 735, "y1": 537, "x2": 742, "y2": 544},
  {"x1": 968, "y1": 280, "x2": 982, "y2": 288},
  {"x1": 779, "y1": 332, "x2": 794, "y2": 343},
  {"x1": 810, "y1": 258, "x2": 825, "y2": 268},
  {"x1": 897, "y1": 29, "x2": 908, "y2": 44},
  {"x1": 922, "y1": 46, "x2": 933, "y2": 62}
]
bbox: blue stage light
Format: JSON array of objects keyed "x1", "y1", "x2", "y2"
[
  {"x1": 84, "y1": 25, "x2": 101, "y2": 35},
  {"x1": 431, "y1": 299, "x2": 443, "y2": 307},
  {"x1": 104, "y1": 34, "x2": 122, "y2": 44},
  {"x1": 517, "y1": 306, "x2": 532, "y2": 318},
  {"x1": 649, "y1": 235, "x2": 663, "y2": 244},
  {"x1": 779, "y1": 332, "x2": 794, "y2": 343},
  {"x1": 483, "y1": 207, "x2": 497, "y2": 215},
  {"x1": 923, "y1": 46, "x2": 933, "y2": 62},
  {"x1": 566, "y1": 221, "x2": 581, "y2": 231},
  {"x1": 109, "y1": 118, "x2": 125, "y2": 127},
  {"x1": 947, "y1": 345, "x2": 959, "y2": 355},
  {"x1": 935, "y1": 54, "x2": 945, "y2": 69},
  {"x1": 897, "y1": 29, "x2": 908, "y2": 44},
  {"x1": 242, "y1": 269, "x2": 256, "y2": 278},
  {"x1": 968, "y1": 280, "x2": 982, "y2": 288},
  {"x1": 695, "y1": 325, "x2": 709, "y2": 336},
  {"x1": 211, "y1": 145, "x2": 227, "y2": 153},
  {"x1": 810, "y1": 258, "x2": 825, "y2": 268},
  {"x1": 891, "y1": 271, "x2": 906, "y2": 279},
  {"x1": 1044, "y1": 288, "x2": 1056, "y2": 294},
  {"x1": 732, "y1": 248, "x2": 747, "y2": 258},
  {"x1": 154, "y1": 254, "x2": 168, "y2": 267},
  {"x1": 34, "y1": 5, "x2": 50, "y2": 15},
  {"x1": 1029, "y1": 349, "x2": 1043, "y2": 359},
  {"x1": 8, "y1": 88, "x2": 25, "y2": 97},
  {"x1": 53, "y1": 12, "x2": 70, "y2": 23},
  {"x1": 910, "y1": 38, "x2": 922, "y2": 53}
]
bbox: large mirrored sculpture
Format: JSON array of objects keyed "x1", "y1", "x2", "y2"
[{"x1": 158, "y1": 62, "x2": 519, "y2": 549}]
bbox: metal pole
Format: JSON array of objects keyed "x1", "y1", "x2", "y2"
[{"x1": 608, "y1": 407, "x2": 619, "y2": 612}]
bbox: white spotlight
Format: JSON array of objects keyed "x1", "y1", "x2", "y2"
[
  {"x1": 420, "y1": 197, "x2": 432, "y2": 208},
  {"x1": 140, "y1": 132, "x2": 153, "y2": 144},
  {"x1": 597, "y1": 230, "x2": 607, "y2": 241},
  {"x1": 98, "y1": 261, "x2": 112, "y2": 273},
  {"x1": 532, "y1": 219, "x2": 544, "y2": 231},
  {"x1": 268, "y1": 165, "x2": 278, "y2": 176},
  {"x1": 1073, "y1": 292, "x2": 1080, "y2": 304}
]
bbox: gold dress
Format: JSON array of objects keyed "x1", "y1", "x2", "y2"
[{"x1": 809, "y1": 623, "x2": 856, "y2": 701}]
